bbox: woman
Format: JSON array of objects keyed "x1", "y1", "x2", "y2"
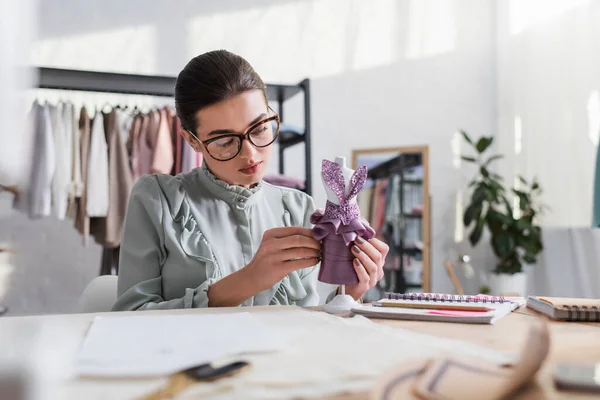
[{"x1": 112, "y1": 50, "x2": 388, "y2": 311}]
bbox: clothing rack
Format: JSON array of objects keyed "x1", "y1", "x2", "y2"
[
  {"x1": 35, "y1": 67, "x2": 312, "y2": 276},
  {"x1": 36, "y1": 67, "x2": 312, "y2": 194}
]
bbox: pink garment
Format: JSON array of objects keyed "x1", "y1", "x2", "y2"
[
  {"x1": 151, "y1": 108, "x2": 174, "y2": 174},
  {"x1": 136, "y1": 113, "x2": 155, "y2": 177},
  {"x1": 173, "y1": 115, "x2": 183, "y2": 175},
  {"x1": 263, "y1": 174, "x2": 306, "y2": 190},
  {"x1": 129, "y1": 115, "x2": 142, "y2": 179},
  {"x1": 180, "y1": 136, "x2": 202, "y2": 173}
]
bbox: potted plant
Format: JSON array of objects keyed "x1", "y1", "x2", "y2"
[{"x1": 460, "y1": 132, "x2": 544, "y2": 296}]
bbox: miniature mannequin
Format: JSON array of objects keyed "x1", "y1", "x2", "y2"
[{"x1": 311, "y1": 157, "x2": 375, "y2": 313}]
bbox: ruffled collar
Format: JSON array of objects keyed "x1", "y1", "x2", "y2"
[{"x1": 197, "y1": 162, "x2": 263, "y2": 207}]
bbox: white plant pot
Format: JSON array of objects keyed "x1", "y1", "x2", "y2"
[{"x1": 489, "y1": 272, "x2": 527, "y2": 297}]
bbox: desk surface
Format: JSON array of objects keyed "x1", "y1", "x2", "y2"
[{"x1": 0, "y1": 306, "x2": 598, "y2": 400}]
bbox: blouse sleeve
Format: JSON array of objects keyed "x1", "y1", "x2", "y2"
[{"x1": 112, "y1": 175, "x2": 216, "y2": 311}]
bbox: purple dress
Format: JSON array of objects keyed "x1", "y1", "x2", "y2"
[{"x1": 311, "y1": 160, "x2": 376, "y2": 285}]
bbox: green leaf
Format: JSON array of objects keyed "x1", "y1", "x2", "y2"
[
  {"x1": 522, "y1": 253, "x2": 537, "y2": 264},
  {"x1": 463, "y1": 204, "x2": 475, "y2": 226},
  {"x1": 488, "y1": 180, "x2": 505, "y2": 198},
  {"x1": 516, "y1": 235, "x2": 542, "y2": 255},
  {"x1": 491, "y1": 173, "x2": 504, "y2": 181},
  {"x1": 502, "y1": 196, "x2": 513, "y2": 215},
  {"x1": 485, "y1": 210, "x2": 503, "y2": 233},
  {"x1": 461, "y1": 130, "x2": 473, "y2": 145},
  {"x1": 516, "y1": 218, "x2": 530, "y2": 231},
  {"x1": 468, "y1": 180, "x2": 478, "y2": 188},
  {"x1": 512, "y1": 189, "x2": 529, "y2": 210},
  {"x1": 472, "y1": 185, "x2": 486, "y2": 204},
  {"x1": 518, "y1": 175, "x2": 528, "y2": 185},
  {"x1": 491, "y1": 232, "x2": 514, "y2": 258},
  {"x1": 461, "y1": 156, "x2": 477, "y2": 163},
  {"x1": 469, "y1": 219, "x2": 484, "y2": 246},
  {"x1": 480, "y1": 166, "x2": 490, "y2": 178},
  {"x1": 475, "y1": 137, "x2": 493, "y2": 153},
  {"x1": 484, "y1": 154, "x2": 503, "y2": 167},
  {"x1": 532, "y1": 182, "x2": 539, "y2": 190}
]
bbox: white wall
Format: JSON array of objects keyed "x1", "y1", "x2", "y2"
[
  {"x1": 14, "y1": 0, "x2": 497, "y2": 309},
  {"x1": 495, "y1": 0, "x2": 600, "y2": 227}
]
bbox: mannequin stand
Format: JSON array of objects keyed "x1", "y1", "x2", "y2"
[{"x1": 323, "y1": 285, "x2": 360, "y2": 314}]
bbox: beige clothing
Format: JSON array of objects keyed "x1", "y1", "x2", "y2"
[
  {"x1": 74, "y1": 107, "x2": 91, "y2": 243},
  {"x1": 104, "y1": 109, "x2": 134, "y2": 247}
]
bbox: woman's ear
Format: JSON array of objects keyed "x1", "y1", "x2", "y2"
[{"x1": 181, "y1": 129, "x2": 203, "y2": 152}]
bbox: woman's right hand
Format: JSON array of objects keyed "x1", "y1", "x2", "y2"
[{"x1": 246, "y1": 227, "x2": 321, "y2": 292}]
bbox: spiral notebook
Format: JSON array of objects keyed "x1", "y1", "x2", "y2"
[
  {"x1": 526, "y1": 296, "x2": 600, "y2": 321},
  {"x1": 351, "y1": 293, "x2": 525, "y2": 325}
]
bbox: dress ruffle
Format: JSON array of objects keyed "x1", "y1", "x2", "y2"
[{"x1": 310, "y1": 208, "x2": 375, "y2": 246}]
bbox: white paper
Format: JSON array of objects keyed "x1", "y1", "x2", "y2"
[{"x1": 76, "y1": 312, "x2": 286, "y2": 377}]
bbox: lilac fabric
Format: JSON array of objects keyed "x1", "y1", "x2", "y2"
[
  {"x1": 311, "y1": 160, "x2": 375, "y2": 285},
  {"x1": 311, "y1": 210, "x2": 375, "y2": 285}
]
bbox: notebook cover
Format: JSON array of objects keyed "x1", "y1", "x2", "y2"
[
  {"x1": 526, "y1": 296, "x2": 600, "y2": 321},
  {"x1": 351, "y1": 304, "x2": 515, "y2": 324}
]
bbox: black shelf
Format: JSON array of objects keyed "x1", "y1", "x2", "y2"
[
  {"x1": 403, "y1": 179, "x2": 423, "y2": 184},
  {"x1": 405, "y1": 284, "x2": 423, "y2": 289},
  {"x1": 402, "y1": 247, "x2": 422, "y2": 254},
  {"x1": 36, "y1": 67, "x2": 176, "y2": 97},
  {"x1": 403, "y1": 213, "x2": 423, "y2": 219},
  {"x1": 36, "y1": 67, "x2": 304, "y2": 102},
  {"x1": 278, "y1": 133, "x2": 305, "y2": 150},
  {"x1": 266, "y1": 84, "x2": 303, "y2": 103},
  {"x1": 367, "y1": 153, "x2": 422, "y2": 180}
]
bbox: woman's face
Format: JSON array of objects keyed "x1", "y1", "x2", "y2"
[{"x1": 187, "y1": 90, "x2": 273, "y2": 188}]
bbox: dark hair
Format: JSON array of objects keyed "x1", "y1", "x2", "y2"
[{"x1": 175, "y1": 50, "x2": 267, "y2": 133}]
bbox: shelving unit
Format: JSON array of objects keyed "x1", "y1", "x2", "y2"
[
  {"x1": 36, "y1": 67, "x2": 312, "y2": 195},
  {"x1": 354, "y1": 146, "x2": 430, "y2": 296},
  {"x1": 273, "y1": 79, "x2": 312, "y2": 195}
]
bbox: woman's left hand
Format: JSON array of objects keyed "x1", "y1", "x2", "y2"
[{"x1": 344, "y1": 237, "x2": 389, "y2": 301}]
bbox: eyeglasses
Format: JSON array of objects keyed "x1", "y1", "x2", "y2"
[{"x1": 187, "y1": 108, "x2": 280, "y2": 162}]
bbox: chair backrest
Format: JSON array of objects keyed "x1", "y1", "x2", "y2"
[{"x1": 77, "y1": 275, "x2": 118, "y2": 313}]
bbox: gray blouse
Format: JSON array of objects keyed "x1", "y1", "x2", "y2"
[{"x1": 112, "y1": 165, "x2": 331, "y2": 311}]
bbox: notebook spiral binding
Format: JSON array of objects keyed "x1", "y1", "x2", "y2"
[
  {"x1": 384, "y1": 292, "x2": 509, "y2": 303},
  {"x1": 563, "y1": 305, "x2": 600, "y2": 322}
]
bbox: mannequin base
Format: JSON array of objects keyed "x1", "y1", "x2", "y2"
[{"x1": 323, "y1": 294, "x2": 360, "y2": 314}]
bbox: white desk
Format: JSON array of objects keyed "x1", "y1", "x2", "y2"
[{"x1": 0, "y1": 306, "x2": 598, "y2": 400}]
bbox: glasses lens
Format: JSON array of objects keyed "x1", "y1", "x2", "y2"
[
  {"x1": 206, "y1": 136, "x2": 241, "y2": 161},
  {"x1": 248, "y1": 118, "x2": 279, "y2": 148}
]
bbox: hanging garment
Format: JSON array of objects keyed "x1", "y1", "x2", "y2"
[
  {"x1": 65, "y1": 102, "x2": 83, "y2": 219},
  {"x1": 25, "y1": 102, "x2": 55, "y2": 218},
  {"x1": 86, "y1": 111, "x2": 109, "y2": 217},
  {"x1": 49, "y1": 102, "x2": 71, "y2": 219},
  {"x1": 151, "y1": 108, "x2": 174, "y2": 174},
  {"x1": 167, "y1": 109, "x2": 178, "y2": 176},
  {"x1": 128, "y1": 114, "x2": 142, "y2": 179},
  {"x1": 263, "y1": 175, "x2": 306, "y2": 190},
  {"x1": 74, "y1": 107, "x2": 92, "y2": 244},
  {"x1": 181, "y1": 136, "x2": 201, "y2": 173},
  {"x1": 137, "y1": 110, "x2": 159, "y2": 176},
  {"x1": 173, "y1": 115, "x2": 183, "y2": 175},
  {"x1": 103, "y1": 109, "x2": 134, "y2": 248}
]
